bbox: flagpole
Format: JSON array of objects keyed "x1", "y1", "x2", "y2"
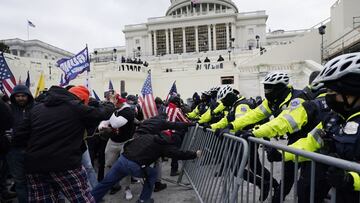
[
  {"x1": 27, "y1": 22, "x2": 29, "y2": 40},
  {"x1": 85, "y1": 44, "x2": 90, "y2": 89}
]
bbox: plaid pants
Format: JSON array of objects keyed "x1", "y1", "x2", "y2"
[{"x1": 27, "y1": 166, "x2": 95, "y2": 203}]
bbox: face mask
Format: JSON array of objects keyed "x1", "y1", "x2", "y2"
[
  {"x1": 325, "y1": 94, "x2": 345, "y2": 115},
  {"x1": 222, "y1": 93, "x2": 237, "y2": 107},
  {"x1": 325, "y1": 94, "x2": 360, "y2": 118}
]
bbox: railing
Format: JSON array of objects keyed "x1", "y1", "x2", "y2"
[
  {"x1": 323, "y1": 25, "x2": 360, "y2": 59},
  {"x1": 178, "y1": 126, "x2": 360, "y2": 203},
  {"x1": 177, "y1": 126, "x2": 249, "y2": 203}
]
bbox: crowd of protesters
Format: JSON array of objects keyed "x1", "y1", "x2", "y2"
[{"x1": 2, "y1": 52, "x2": 360, "y2": 203}]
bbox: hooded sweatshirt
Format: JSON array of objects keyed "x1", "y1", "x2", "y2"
[{"x1": 12, "y1": 86, "x2": 114, "y2": 173}]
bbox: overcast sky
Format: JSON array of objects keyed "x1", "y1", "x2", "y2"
[{"x1": 0, "y1": 0, "x2": 335, "y2": 53}]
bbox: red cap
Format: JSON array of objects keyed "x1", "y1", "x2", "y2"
[
  {"x1": 115, "y1": 94, "x2": 127, "y2": 106},
  {"x1": 69, "y1": 86, "x2": 90, "y2": 105}
]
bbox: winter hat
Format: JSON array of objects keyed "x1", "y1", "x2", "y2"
[
  {"x1": 69, "y1": 86, "x2": 90, "y2": 105},
  {"x1": 115, "y1": 94, "x2": 127, "y2": 106}
]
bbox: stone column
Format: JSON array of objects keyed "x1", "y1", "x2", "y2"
[
  {"x1": 213, "y1": 24, "x2": 217, "y2": 50},
  {"x1": 165, "y1": 29, "x2": 170, "y2": 54},
  {"x1": 208, "y1": 25, "x2": 212, "y2": 51},
  {"x1": 148, "y1": 32, "x2": 153, "y2": 55},
  {"x1": 154, "y1": 30, "x2": 157, "y2": 56},
  {"x1": 182, "y1": 27, "x2": 186, "y2": 53},
  {"x1": 195, "y1": 26, "x2": 199, "y2": 52},
  {"x1": 226, "y1": 23, "x2": 230, "y2": 48},
  {"x1": 170, "y1": 28, "x2": 174, "y2": 54}
]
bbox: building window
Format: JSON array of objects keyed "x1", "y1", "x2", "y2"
[
  {"x1": 185, "y1": 27, "x2": 195, "y2": 53},
  {"x1": 156, "y1": 30, "x2": 166, "y2": 56},
  {"x1": 202, "y1": 3, "x2": 207, "y2": 12},
  {"x1": 12, "y1": 50, "x2": 18, "y2": 56},
  {"x1": 221, "y1": 76, "x2": 234, "y2": 85},
  {"x1": 135, "y1": 39, "x2": 140, "y2": 44},
  {"x1": 173, "y1": 28, "x2": 183, "y2": 54},
  {"x1": 247, "y1": 39, "x2": 256, "y2": 50},
  {"x1": 248, "y1": 28, "x2": 254, "y2": 35},
  {"x1": 198, "y1": 25, "x2": 209, "y2": 52},
  {"x1": 216, "y1": 23, "x2": 227, "y2": 50},
  {"x1": 209, "y1": 3, "x2": 214, "y2": 11},
  {"x1": 151, "y1": 32, "x2": 155, "y2": 55}
]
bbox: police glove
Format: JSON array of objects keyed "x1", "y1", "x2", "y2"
[
  {"x1": 214, "y1": 127, "x2": 230, "y2": 137},
  {"x1": 202, "y1": 123, "x2": 211, "y2": 132},
  {"x1": 235, "y1": 130, "x2": 253, "y2": 141},
  {"x1": 326, "y1": 166, "x2": 354, "y2": 191},
  {"x1": 266, "y1": 148, "x2": 282, "y2": 162}
]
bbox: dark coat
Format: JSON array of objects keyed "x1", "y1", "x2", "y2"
[
  {"x1": 123, "y1": 115, "x2": 196, "y2": 166},
  {"x1": 12, "y1": 86, "x2": 114, "y2": 173},
  {"x1": 0, "y1": 99, "x2": 13, "y2": 154}
]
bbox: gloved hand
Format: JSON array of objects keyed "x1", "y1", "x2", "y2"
[
  {"x1": 326, "y1": 166, "x2": 354, "y2": 190},
  {"x1": 235, "y1": 130, "x2": 253, "y2": 140},
  {"x1": 226, "y1": 113, "x2": 235, "y2": 122},
  {"x1": 266, "y1": 148, "x2": 282, "y2": 162},
  {"x1": 202, "y1": 123, "x2": 211, "y2": 132},
  {"x1": 214, "y1": 127, "x2": 230, "y2": 137}
]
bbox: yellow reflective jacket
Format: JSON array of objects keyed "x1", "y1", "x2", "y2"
[
  {"x1": 210, "y1": 97, "x2": 253, "y2": 130},
  {"x1": 187, "y1": 106, "x2": 200, "y2": 119},
  {"x1": 285, "y1": 112, "x2": 360, "y2": 191},
  {"x1": 198, "y1": 102, "x2": 225, "y2": 124},
  {"x1": 231, "y1": 92, "x2": 294, "y2": 131}
]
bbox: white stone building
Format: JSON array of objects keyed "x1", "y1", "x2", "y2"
[{"x1": 1, "y1": 38, "x2": 74, "y2": 61}]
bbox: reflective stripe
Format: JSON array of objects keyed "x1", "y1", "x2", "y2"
[
  {"x1": 236, "y1": 114, "x2": 245, "y2": 118},
  {"x1": 283, "y1": 114, "x2": 299, "y2": 132},
  {"x1": 259, "y1": 105, "x2": 271, "y2": 117},
  {"x1": 349, "y1": 172, "x2": 360, "y2": 191},
  {"x1": 309, "y1": 128, "x2": 324, "y2": 146}
]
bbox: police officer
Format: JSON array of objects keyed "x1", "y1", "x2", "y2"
[
  {"x1": 283, "y1": 52, "x2": 360, "y2": 202},
  {"x1": 187, "y1": 91, "x2": 212, "y2": 120},
  {"x1": 227, "y1": 72, "x2": 306, "y2": 202}
]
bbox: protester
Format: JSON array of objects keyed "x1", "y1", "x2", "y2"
[
  {"x1": 7, "y1": 85, "x2": 34, "y2": 203},
  {"x1": 91, "y1": 114, "x2": 200, "y2": 203},
  {"x1": 12, "y1": 85, "x2": 114, "y2": 202},
  {"x1": 0, "y1": 99, "x2": 16, "y2": 201},
  {"x1": 101, "y1": 94, "x2": 135, "y2": 199}
]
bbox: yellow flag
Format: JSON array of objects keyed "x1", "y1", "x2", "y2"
[{"x1": 35, "y1": 72, "x2": 45, "y2": 97}]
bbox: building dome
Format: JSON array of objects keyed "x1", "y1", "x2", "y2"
[{"x1": 166, "y1": 0, "x2": 238, "y2": 16}]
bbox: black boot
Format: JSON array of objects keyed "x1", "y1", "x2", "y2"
[
  {"x1": 154, "y1": 182, "x2": 167, "y2": 192},
  {"x1": 109, "y1": 184, "x2": 122, "y2": 195}
]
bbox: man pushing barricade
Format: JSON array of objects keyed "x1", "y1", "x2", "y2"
[{"x1": 91, "y1": 113, "x2": 200, "y2": 203}]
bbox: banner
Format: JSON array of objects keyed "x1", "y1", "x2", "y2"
[{"x1": 56, "y1": 47, "x2": 90, "y2": 85}]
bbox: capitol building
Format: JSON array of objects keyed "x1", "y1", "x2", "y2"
[{"x1": 2, "y1": 0, "x2": 360, "y2": 99}]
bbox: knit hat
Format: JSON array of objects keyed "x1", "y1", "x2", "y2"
[
  {"x1": 115, "y1": 94, "x2": 127, "y2": 106},
  {"x1": 69, "y1": 86, "x2": 90, "y2": 105}
]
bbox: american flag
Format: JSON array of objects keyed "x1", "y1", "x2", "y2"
[
  {"x1": 0, "y1": 53, "x2": 16, "y2": 97},
  {"x1": 166, "y1": 81, "x2": 177, "y2": 101},
  {"x1": 139, "y1": 73, "x2": 158, "y2": 119}
]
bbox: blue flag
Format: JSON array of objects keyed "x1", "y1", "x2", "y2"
[
  {"x1": 25, "y1": 71, "x2": 30, "y2": 88},
  {"x1": 166, "y1": 81, "x2": 177, "y2": 100},
  {"x1": 109, "y1": 80, "x2": 114, "y2": 91},
  {"x1": 56, "y1": 47, "x2": 90, "y2": 85},
  {"x1": 92, "y1": 90, "x2": 100, "y2": 101}
]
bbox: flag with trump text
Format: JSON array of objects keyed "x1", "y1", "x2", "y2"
[
  {"x1": 139, "y1": 72, "x2": 158, "y2": 119},
  {"x1": 56, "y1": 47, "x2": 90, "y2": 85},
  {"x1": 0, "y1": 53, "x2": 16, "y2": 97}
]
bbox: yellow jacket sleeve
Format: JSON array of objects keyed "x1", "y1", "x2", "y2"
[
  {"x1": 349, "y1": 172, "x2": 360, "y2": 191},
  {"x1": 231, "y1": 100, "x2": 272, "y2": 131},
  {"x1": 187, "y1": 106, "x2": 200, "y2": 119},
  {"x1": 198, "y1": 108, "x2": 211, "y2": 124},
  {"x1": 252, "y1": 98, "x2": 308, "y2": 139},
  {"x1": 235, "y1": 103, "x2": 252, "y2": 119},
  {"x1": 210, "y1": 117, "x2": 229, "y2": 130},
  {"x1": 284, "y1": 123, "x2": 324, "y2": 162},
  {"x1": 213, "y1": 102, "x2": 225, "y2": 114}
]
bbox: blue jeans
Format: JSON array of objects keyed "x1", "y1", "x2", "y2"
[
  {"x1": 91, "y1": 155, "x2": 157, "y2": 202},
  {"x1": 6, "y1": 148, "x2": 28, "y2": 203},
  {"x1": 82, "y1": 149, "x2": 98, "y2": 189}
]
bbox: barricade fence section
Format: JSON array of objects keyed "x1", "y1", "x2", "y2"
[
  {"x1": 177, "y1": 126, "x2": 249, "y2": 203},
  {"x1": 178, "y1": 126, "x2": 360, "y2": 203}
]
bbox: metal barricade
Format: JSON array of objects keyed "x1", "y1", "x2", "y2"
[
  {"x1": 244, "y1": 137, "x2": 360, "y2": 203},
  {"x1": 177, "y1": 126, "x2": 249, "y2": 203}
]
